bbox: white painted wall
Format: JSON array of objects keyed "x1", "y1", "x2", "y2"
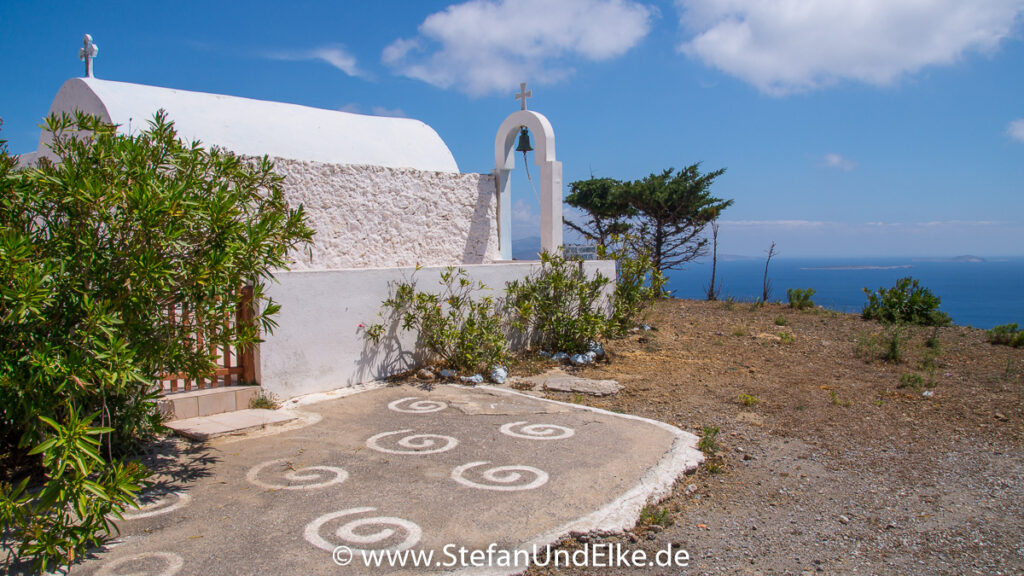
[
  {"x1": 257, "y1": 261, "x2": 617, "y2": 399},
  {"x1": 273, "y1": 159, "x2": 500, "y2": 270}
]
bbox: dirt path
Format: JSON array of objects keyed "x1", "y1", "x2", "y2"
[{"x1": 524, "y1": 299, "x2": 1024, "y2": 575}]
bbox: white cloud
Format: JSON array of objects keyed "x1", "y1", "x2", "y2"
[
  {"x1": 725, "y1": 219, "x2": 832, "y2": 229},
  {"x1": 676, "y1": 0, "x2": 1024, "y2": 95},
  {"x1": 1008, "y1": 119, "x2": 1024, "y2": 142},
  {"x1": 268, "y1": 46, "x2": 363, "y2": 77},
  {"x1": 823, "y1": 153, "x2": 856, "y2": 171},
  {"x1": 371, "y1": 106, "x2": 407, "y2": 118},
  {"x1": 383, "y1": 0, "x2": 654, "y2": 96},
  {"x1": 512, "y1": 199, "x2": 541, "y2": 226},
  {"x1": 337, "y1": 104, "x2": 408, "y2": 118}
]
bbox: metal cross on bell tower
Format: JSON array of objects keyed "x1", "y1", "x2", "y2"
[{"x1": 79, "y1": 34, "x2": 98, "y2": 78}]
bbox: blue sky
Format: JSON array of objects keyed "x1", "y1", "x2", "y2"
[{"x1": 2, "y1": 0, "x2": 1023, "y2": 258}]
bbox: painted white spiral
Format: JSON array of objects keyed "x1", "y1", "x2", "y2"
[
  {"x1": 304, "y1": 507, "x2": 422, "y2": 553},
  {"x1": 246, "y1": 458, "x2": 349, "y2": 490},
  {"x1": 365, "y1": 429, "x2": 459, "y2": 455},
  {"x1": 387, "y1": 397, "x2": 447, "y2": 413},
  {"x1": 451, "y1": 461, "x2": 550, "y2": 491},
  {"x1": 120, "y1": 491, "x2": 191, "y2": 521},
  {"x1": 499, "y1": 421, "x2": 575, "y2": 440}
]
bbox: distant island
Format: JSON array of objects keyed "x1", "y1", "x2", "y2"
[
  {"x1": 801, "y1": 264, "x2": 914, "y2": 271},
  {"x1": 912, "y1": 255, "x2": 987, "y2": 263}
]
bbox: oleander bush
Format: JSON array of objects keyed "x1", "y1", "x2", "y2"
[
  {"x1": 600, "y1": 240, "x2": 666, "y2": 337},
  {"x1": 0, "y1": 112, "x2": 312, "y2": 571},
  {"x1": 504, "y1": 251, "x2": 613, "y2": 354},
  {"x1": 365, "y1": 267, "x2": 508, "y2": 373}
]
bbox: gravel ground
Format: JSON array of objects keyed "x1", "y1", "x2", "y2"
[{"x1": 520, "y1": 299, "x2": 1024, "y2": 576}]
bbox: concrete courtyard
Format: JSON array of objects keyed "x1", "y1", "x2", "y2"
[{"x1": 68, "y1": 384, "x2": 703, "y2": 576}]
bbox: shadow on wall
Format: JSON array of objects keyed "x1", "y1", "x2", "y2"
[
  {"x1": 461, "y1": 175, "x2": 498, "y2": 264},
  {"x1": 353, "y1": 311, "x2": 426, "y2": 386}
]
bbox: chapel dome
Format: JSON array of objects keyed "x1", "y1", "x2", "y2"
[{"x1": 34, "y1": 77, "x2": 459, "y2": 173}]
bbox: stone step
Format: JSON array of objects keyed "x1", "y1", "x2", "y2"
[
  {"x1": 164, "y1": 409, "x2": 297, "y2": 441},
  {"x1": 158, "y1": 385, "x2": 262, "y2": 421}
]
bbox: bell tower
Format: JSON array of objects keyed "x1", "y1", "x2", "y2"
[{"x1": 494, "y1": 83, "x2": 563, "y2": 260}]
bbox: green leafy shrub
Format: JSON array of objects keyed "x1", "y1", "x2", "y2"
[
  {"x1": 0, "y1": 112, "x2": 311, "y2": 571},
  {"x1": 1, "y1": 408, "x2": 148, "y2": 572},
  {"x1": 862, "y1": 277, "x2": 951, "y2": 326},
  {"x1": 505, "y1": 251, "x2": 611, "y2": 354},
  {"x1": 738, "y1": 393, "x2": 759, "y2": 406},
  {"x1": 639, "y1": 505, "x2": 673, "y2": 527},
  {"x1": 786, "y1": 287, "x2": 816, "y2": 310},
  {"x1": 599, "y1": 240, "x2": 666, "y2": 337},
  {"x1": 249, "y1": 390, "x2": 280, "y2": 410},
  {"x1": 698, "y1": 426, "x2": 720, "y2": 454},
  {"x1": 774, "y1": 316, "x2": 788, "y2": 326},
  {"x1": 366, "y1": 267, "x2": 507, "y2": 373},
  {"x1": 988, "y1": 324, "x2": 1024, "y2": 348}
]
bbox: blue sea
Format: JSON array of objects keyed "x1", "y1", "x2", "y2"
[{"x1": 663, "y1": 257, "x2": 1024, "y2": 330}]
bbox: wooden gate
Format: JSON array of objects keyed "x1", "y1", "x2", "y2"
[{"x1": 158, "y1": 287, "x2": 256, "y2": 394}]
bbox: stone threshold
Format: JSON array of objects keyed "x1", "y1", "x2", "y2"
[{"x1": 165, "y1": 409, "x2": 297, "y2": 441}]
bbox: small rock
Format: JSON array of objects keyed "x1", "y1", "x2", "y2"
[
  {"x1": 460, "y1": 374, "x2": 484, "y2": 384},
  {"x1": 551, "y1": 352, "x2": 570, "y2": 362},
  {"x1": 587, "y1": 341, "x2": 606, "y2": 358},
  {"x1": 534, "y1": 369, "x2": 622, "y2": 396},
  {"x1": 995, "y1": 412, "x2": 1009, "y2": 422},
  {"x1": 640, "y1": 324, "x2": 653, "y2": 331},
  {"x1": 439, "y1": 369, "x2": 457, "y2": 379},
  {"x1": 649, "y1": 525, "x2": 663, "y2": 533},
  {"x1": 538, "y1": 350, "x2": 552, "y2": 358},
  {"x1": 921, "y1": 390, "x2": 934, "y2": 398},
  {"x1": 490, "y1": 365, "x2": 508, "y2": 384},
  {"x1": 416, "y1": 368, "x2": 435, "y2": 381},
  {"x1": 839, "y1": 515, "x2": 850, "y2": 525},
  {"x1": 570, "y1": 353, "x2": 591, "y2": 366},
  {"x1": 685, "y1": 484, "x2": 698, "y2": 494}
]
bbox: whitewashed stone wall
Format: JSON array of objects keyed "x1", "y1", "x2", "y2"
[
  {"x1": 271, "y1": 158, "x2": 500, "y2": 270},
  {"x1": 258, "y1": 261, "x2": 617, "y2": 398}
]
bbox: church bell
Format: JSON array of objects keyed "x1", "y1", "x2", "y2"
[{"x1": 515, "y1": 127, "x2": 533, "y2": 153}]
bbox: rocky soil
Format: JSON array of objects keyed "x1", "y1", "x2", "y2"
[{"x1": 522, "y1": 299, "x2": 1024, "y2": 576}]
